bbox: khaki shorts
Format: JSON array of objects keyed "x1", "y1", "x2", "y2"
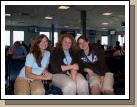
[{"x1": 14, "y1": 78, "x2": 45, "y2": 95}]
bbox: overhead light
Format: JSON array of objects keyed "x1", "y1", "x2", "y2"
[
  {"x1": 44, "y1": 16, "x2": 53, "y2": 20},
  {"x1": 101, "y1": 28, "x2": 107, "y2": 29},
  {"x1": 5, "y1": 13, "x2": 11, "y2": 16},
  {"x1": 64, "y1": 25, "x2": 69, "y2": 28},
  {"x1": 102, "y1": 12, "x2": 112, "y2": 16},
  {"x1": 58, "y1": 6, "x2": 70, "y2": 10},
  {"x1": 101, "y1": 23, "x2": 109, "y2": 25}
]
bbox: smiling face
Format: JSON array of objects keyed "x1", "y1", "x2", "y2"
[
  {"x1": 38, "y1": 37, "x2": 48, "y2": 52},
  {"x1": 62, "y1": 37, "x2": 72, "y2": 51},
  {"x1": 78, "y1": 38, "x2": 89, "y2": 51}
]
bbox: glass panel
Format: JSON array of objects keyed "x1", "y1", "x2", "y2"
[
  {"x1": 40, "y1": 32, "x2": 50, "y2": 39},
  {"x1": 5, "y1": 30, "x2": 10, "y2": 46},
  {"x1": 13, "y1": 31, "x2": 24, "y2": 44}
]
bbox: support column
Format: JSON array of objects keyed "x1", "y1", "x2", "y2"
[
  {"x1": 51, "y1": 24, "x2": 54, "y2": 46},
  {"x1": 10, "y1": 30, "x2": 13, "y2": 45},
  {"x1": 81, "y1": 10, "x2": 87, "y2": 36}
]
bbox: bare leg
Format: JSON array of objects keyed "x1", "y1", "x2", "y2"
[
  {"x1": 76, "y1": 73, "x2": 89, "y2": 95},
  {"x1": 91, "y1": 84, "x2": 101, "y2": 95},
  {"x1": 101, "y1": 72, "x2": 114, "y2": 95},
  {"x1": 52, "y1": 74, "x2": 76, "y2": 95},
  {"x1": 88, "y1": 74, "x2": 101, "y2": 95},
  {"x1": 103, "y1": 90, "x2": 115, "y2": 95}
]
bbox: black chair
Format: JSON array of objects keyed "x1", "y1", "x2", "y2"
[
  {"x1": 6, "y1": 59, "x2": 25, "y2": 95},
  {"x1": 105, "y1": 56, "x2": 125, "y2": 95}
]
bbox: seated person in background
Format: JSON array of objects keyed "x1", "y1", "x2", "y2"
[
  {"x1": 112, "y1": 41, "x2": 125, "y2": 56},
  {"x1": 14, "y1": 34, "x2": 52, "y2": 95},
  {"x1": 50, "y1": 33, "x2": 89, "y2": 95},
  {"x1": 7, "y1": 41, "x2": 27, "y2": 60},
  {"x1": 5, "y1": 46, "x2": 10, "y2": 58},
  {"x1": 96, "y1": 39, "x2": 104, "y2": 50},
  {"x1": 21, "y1": 41, "x2": 29, "y2": 53},
  {"x1": 77, "y1": 36, "x2": 114, "y2": 95}
]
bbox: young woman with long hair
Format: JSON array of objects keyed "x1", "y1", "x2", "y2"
[{"x1": 14, "y1": 34, "x2": 52, "y2": 95}]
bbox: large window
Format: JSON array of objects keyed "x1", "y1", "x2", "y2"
[
  {"x1": 101, "y1": 36, "x2": 108, "y2": 45},
  {"x1": 13, "y1": 31, "x2": 24, "y2": 44},
  {"x1": 5, "y1": 30, "x2": 10, "y2": 46},
  {"x1": 118, "y1": 35, "x2": 125, "y2": 46},
  {"x1": 40, "y1": 32, "x2": 50, "y2": 39},
  {"x1": 101, "y1": 36, "x2": 108, "y2": 50}
]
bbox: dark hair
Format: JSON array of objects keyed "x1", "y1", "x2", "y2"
[
  {"x1": 56, "y1": 33, "x2": 77, "y2": 52},
  {"x1": 30, "y1": 34, "x2": 48, "y2": 67},
  {"x1": 77, "y1": 35, "x2": 92, "y2": 53},
  {"x1": 116, "y1": 41, "x2": 120, "y2": 46},
  {"x1": 14, "y1": 41, "x2": 21, "y2": 46},
  {"x1": 115, "y1": 41, "x2": 121, "y2": 50}
]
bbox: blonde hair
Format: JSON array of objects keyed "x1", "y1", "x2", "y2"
[{"x1": 56, "y1": 33, "x2": 78, "y2": 52}]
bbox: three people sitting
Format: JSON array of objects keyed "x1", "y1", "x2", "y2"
[{"x1": 14, "y1": 34, "x2": 114, "y2": 95}]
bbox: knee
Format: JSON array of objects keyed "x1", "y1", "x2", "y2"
[
  {"x1": 102, "y1": 80, "x2": 114, "y2": 95},
  {"x1": 79, "y1": 79, "x2": 88, "y2": 87},
  {"x1": 31, "y1": 87, "x2": 45, "y2": 95},
  {"x1": 14, "y1": 89, "x2": 29, "y2": 95},
  {"x1": 103, "y1": 89, "x2": 114, "y2": 95},
  {"x1": 77, "y1": 79, "x2": 89, "y2": 95},
  {"x1": 62, "y1": 81, "x2": 76, "y2": 95},
  {"x1": 102, "y1": 88, "x2": 114, "y2": 95},
  {"x1": 91, "y1": 84, "x2": 101, "y2": 95},
  {"x1": 14, "y1": 78, "x2": 30, "y2": 95}
]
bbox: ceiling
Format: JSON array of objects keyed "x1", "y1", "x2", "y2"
[{"x1": 5, "y1": 5, "x2": 125, "y2": 31}]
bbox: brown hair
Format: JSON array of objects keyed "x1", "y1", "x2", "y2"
[
  {"x1": 30, "y1": 34, "x2": 48, "y2": 67},
  {"x1": 56, "y1": 33, "x2": 78, "y2": 52},
  {"x1": 77, "y1": 35, "x2": 92, "y2": 53}
]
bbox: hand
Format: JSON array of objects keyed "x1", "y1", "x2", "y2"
[
  {"x1": 71, "y1": 64, "x2": 79, "y2": 71},
  {"x1": 42, "y1": 70, "x2": 48, "y2": 75},
  {"x1": 84, "y1": 68, "x2": 94, "y2": 77},
  {"x1": 61, "y1": 65, "x2": 69, "y2": 72},
  {"x1": 42, "y1": 71, "x2": 52, "y2": 80},
  {"x1": 13, "y1": 56, "x2": 25, "y2": 60}
]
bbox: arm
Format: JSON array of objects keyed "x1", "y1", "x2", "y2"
[
  {"x1": 25, "y1": 66, "x2": 52, "y2": 80},
  {"x1": 61, "y1": 63, "x2": 79, "y2": 72},
  {"x1": 77, "y1": 51, "x2": 91, "y2": 77},
  {"x1": 95, "y1": 46, "x2": 110, "y2": 76},
  {"x1": 61, "y1": 65, "x2": 73, "y2": 72},
  {"x1": 12, "y1": 47, "x2": 27, "y2": 60},
  {"x1": 84, "y1": 68, "x2": 94, "y2": 77},
  {"x1": 13, "y1": 55, "x2": 26, "y2": 60}
]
